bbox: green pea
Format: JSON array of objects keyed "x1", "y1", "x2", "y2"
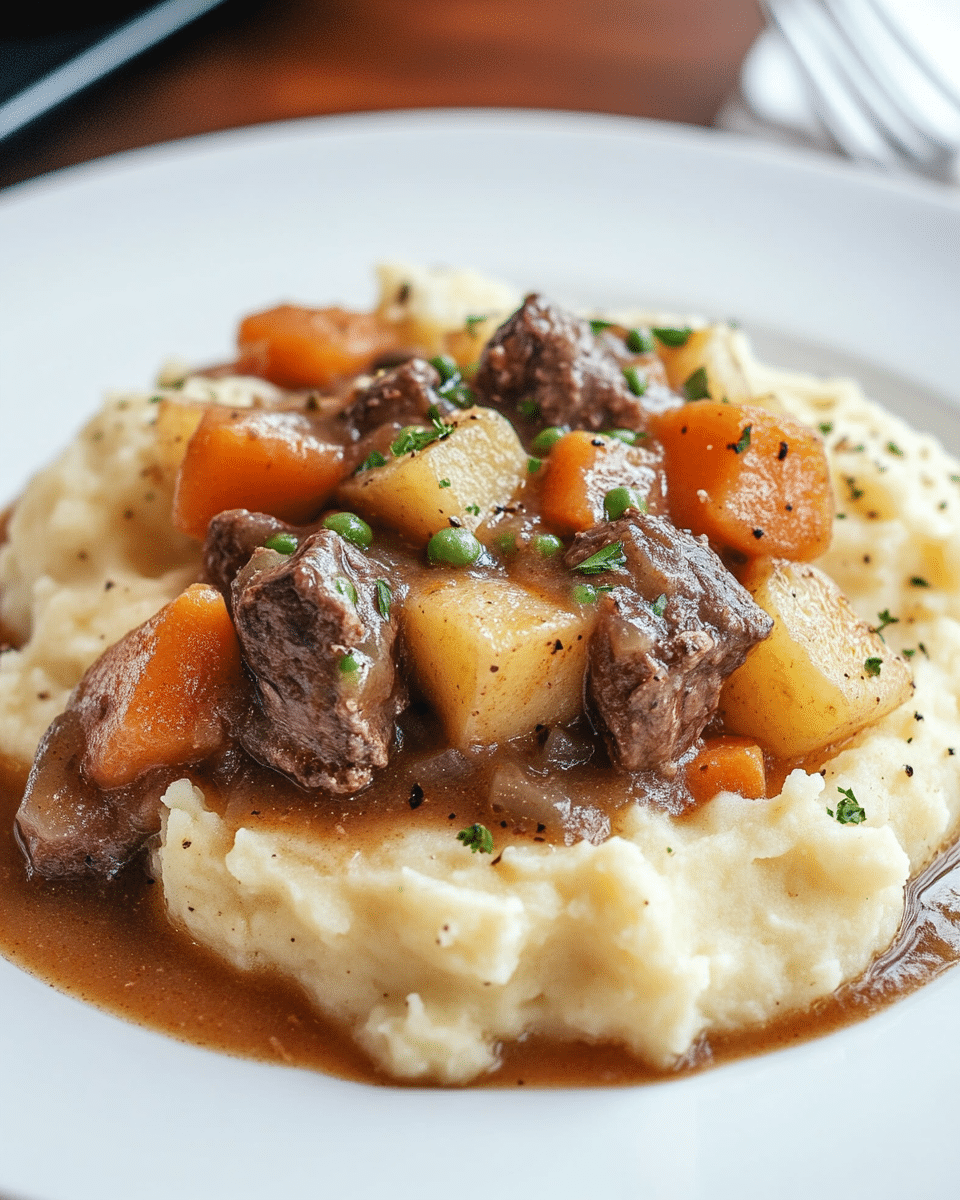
[
  {"x1": 572, "y1": 583, "x2": 598, "y2": 605},
  {"x1": 323, "y1": 511, "x2": 373, "y2": 549},
  {"x1": 427, "y1": 527, "x2": 483, "y2": 567},
  {"x1": 531, "y1": 426, "x2": 566, "y2": 455},
  {"x1": 603, "y1": 487, "x2": 647, "y2": 521},
  {"x1": 533, "y1": 533, "x2": 563, "y2": 558},
  {"x1": 263, "y1": 532, "x2": 298, "y2": 555}
]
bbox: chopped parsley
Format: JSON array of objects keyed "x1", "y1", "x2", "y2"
[
  {"x1": 572, "y1": 541, "x2": 627, "y2": 575},
  {"x1": 864, "y1": 657, "x2": 882, "y2": 677},
  {"x1": 391, "y1": 416, "x2": 454, "y2": 457},
  {"x1": 338, "y1": 652, "x2": 360, "y2": 675},
  {"x1": 818, "y1": 422, "x2": 833, "y2": 436},
  {"x1": 439, "y1": 479, "x2": 451, "y2": 488},
  {"x1": 845, "y1": 476, "x2": 864, "y2": 501},
  {"x1": 527, "y1": 456, "x2": 543, "y2": 473},
  {"x1": 465, "y1": 503, "x2": 481, "y2": 515},
  {"x1": 828, "y1": 786, "x2": 866, "y2": 825},
  {"x1": 625, "y1": 328, "x2": 654, "y2": 354},
  {"x1": 589, "y1": 319, "x2": 615, "y2": 334},
  {"x1": 429, "y1": 354, "x2": 459, "y2": 384},
  {"x1": 683, "y1": 367, "x2": 710, "y2": 401},
  {"x1": 886, "y1": 441, "x2": 904, "y2": 456},
  {"x1": 650, "y1": 593, "x2": 667, "y2": 617},
  {"x1": 457, "y1": 823, "x2": 494, "y2": 854},
  {"x1": 464, "y1": 315, "x2": 487, "y2": 332},
  {"x1": 375, "y1": 579, "x2": 392, "y2": 620},
  {"x1": 873, "y1": 609, "x2": 899, "y2": 639},
  {"x1": 727, "y1": 425, "x2": 752, "y2": 455},
  {"x1": 652, "y1": 326, "x2": 692, "y2": 347},
  {"x1": 623, "y1": 367, "x2": 648, "y2": 397},
  {"x1": 910, "y1": 576, "x2": 931, "y2": 588},
  {"x1": 355, "y1": 449, "x2": 387, "y2": 473}
]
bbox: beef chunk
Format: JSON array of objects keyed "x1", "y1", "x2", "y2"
[
  {"x1": 565, "y1": 513, "x2": 773, "y2": 775},
  {"x1": 16, "y1": 709, "x2": 177, "y2": 878},
  {"x1": 475, "y1": 295, "x2": 666, "y2": 431},
  {"x1": 202, "y1": 509, "x2": 298, "y2": 601},
  {"x1": 342, "y1": 358, "x2": 451, "y2": 435},
  {"x1": 233, "y1": 530, "x2": 406, "y2": 793}
]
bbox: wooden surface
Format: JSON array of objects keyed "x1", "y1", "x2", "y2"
[{"x1": 1, "y1": 0, "x2": 763, "y2": 191}]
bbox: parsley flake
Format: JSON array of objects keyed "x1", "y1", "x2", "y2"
[
  {"x1": 623, "y1": 366, "x2": 648, "y2": 397},
  {"x1": 457, "y1": 823, "x2": 494, "y2": 854},
  {"x1": 625, "y1": 328, "x2": 654, "y2": 354},
  {"x1": 910, "y1": 576, "x2": 930, "y2": 588},
  {"x1": 873, "y1": 609, "x2": 899, "y2": 640},
  {"x1": 650, "y1": 593, "x2": 667, "y2": 617},
  {"x1": 683, "y1": 366, "x2": 710, "y2": 401},
  {"x1": 464, "y1": 314, "x2": 487, "y2": 332},
  {"x1": 338, "y1": 652, "x2": 360, "y2": 675},
  {"x1": 589, "y1": 319, "x2": 615, "y2": 335},
  {"x1": 818, "y1": 422, "x2": 833, "y2": 436},
  {"x1": 391, "y1": 416, "x2": 454, "y2": 457},
  {"x1": 887, "y1": 441, "x2": 904, "y2": 456},
  {"x1": 465, "y1": 503, "x2": 481, "y2": 515},
  {"x1": 864, "y1": 657, "x2": 882, "y2": 677},
  {"x1": 828, "y1": 786, "x2": 866, "y2": 825},
  {"x1": 727, "y1": 425, "x2": 752, "y2": 455},
  {"x1": 572, "y1": 541, "x2": 627, "y2": 575},
  {"x1": 355, "y1": 449, "x2": 387, "y2": 473},
  {"x1": 375, "y1": 579, "x2": 392, "y2": 620},
  {"x1": 652, "y1": 326, "x2": 692, "y2": 347},
  {"x1": 439, "y1": 479, "x2": 451, "y2": 489}
]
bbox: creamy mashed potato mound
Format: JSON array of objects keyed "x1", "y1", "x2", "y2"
[{"x1": 3, "y1": 267, "x2": 960, "y2": 1084}]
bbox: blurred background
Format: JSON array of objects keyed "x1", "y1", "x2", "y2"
[
  {"x1": 2, "y1": 0, "x2": 959, "y2": 192},
  {"x1": 0, "y1": 0, "x2": 765, "y2": 190}
]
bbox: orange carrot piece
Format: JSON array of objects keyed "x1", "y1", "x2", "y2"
[
  {"x1": 173, "y1": 407, "x2": 345, "y2": 540},
  {"x1": 83, "y1": 584, "x2": 244, "y2": 790},
  {"x1": 650, "y1": 401, "x2": 833, "y2": 560},
  {"x1": 237, "y1": 305, "x2": 401, "y2": 389},
  {"x1": 685, "y1": 736, "x2": 766, "y2": 804},
  {"x1": 540, "y1": 431, "x2": 667, "y2": 535}
]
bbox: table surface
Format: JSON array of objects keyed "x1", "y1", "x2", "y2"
[{"x1": 1, "y1": 0, "x2": 763, "y2": 191}]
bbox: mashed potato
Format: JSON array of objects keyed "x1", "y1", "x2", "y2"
[{"x1": 3, "y1": 268, "x2": 960, "y2": 1084}]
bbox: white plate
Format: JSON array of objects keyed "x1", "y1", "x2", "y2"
[{"x1": 1, "y1": 110, "x2": 959, "y2": 1200}]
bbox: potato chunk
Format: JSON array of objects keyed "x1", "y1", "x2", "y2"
[
  {"x1": 655, "y1": 324, "x2": 753, "y2": 404},
  {"x1": 337, "y1": 406, "x2": 527, "y2": 544},
  {"x1": 718, "y1": 559, "x2": 913, "y2": 758},
  {"x1": 404, "y1": 575, "x2": 594, "y2": 746}
]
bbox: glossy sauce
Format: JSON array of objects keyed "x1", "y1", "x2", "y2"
[{"x1": 3, "y1": 751, "x2": 960, "y2": 1088}]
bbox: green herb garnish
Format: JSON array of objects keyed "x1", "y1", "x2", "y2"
[
  {"x1": 465, "y1": 503, "x2": 481, "y2": 515},
  {"x1": 652, "y1": 326, "x2": 692, "y2": 347},
  {"x1": 887, "y1": 441, "x2": 904, "y2": 456},
  {"x1": 623, "y1": 367, "x2": 648, "y2": 397},
  {"x1": 375, "y1": 579, "x2": 392, "y2": 620},
  {"x1": 338, "y1": 652, "x2": 360, "y2": 675},
  {"x1": 589, "y1": 319, "x2": 615, "y2": 335},
  {"x1": 727, "y1": 425, "x2": 752, "y2": 454},
  {"x1": 818, "y1": 422, "x2": 834, "y2": 436},
  {"x1": 527, "y1": 456, "x2": 543, "y2": 473},
  {"x1": 457, "y1": 823, "x2": 495, "y2": 854},
  {"x1": 464, "y1": 315, "x2": 487, "y2": 332},
  {"x1": 572, "y1": 541, "x2": 627, "y2": 575},
  {"x1": 828, "y1": 786, "x2": 866, "y2": 825},
  {"x1": 873, "y1": 609, "x2": 899, "y2": 640},
  {"x1": 355, "y1": 449, "x2": 387, "y2": 473},
  {"x1": 429, "y1": 354, "x2": 459, "y2": 384},
  {"x1": 334, "y1": 577, "x2": 358, "y2": 606},
  {"x1": 439, "y1": 479, "x2": 451, "y2": 488},
  {"x1": 391, "y1": 416, "x2": 454, "y2": 457},
  {"x1": 910, "y1": 576, "x2": 930, "y2": 588},
  {"x1": 650, "y1": 593, "x2": 667, "y2": 617},
  {"x1": 683, "y1": 366, "x2": 710, "y2": 401},
  {"x1": 864, "y1": 657, "x2": 882, "y2": 677},
  {"x1": 625, "y1": 328, "x2": 654, "y2": 354}
]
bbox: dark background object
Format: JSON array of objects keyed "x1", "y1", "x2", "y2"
[{"x1": 0, "y1": 0, "x2": 763, "y2": 191}]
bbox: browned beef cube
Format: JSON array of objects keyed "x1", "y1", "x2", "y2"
[
  {"x1": 565, "y1": 513, "x2": 772, "y2": 775},
  {"x1": 202, "y1": 509, "x2": 296, "y2": 602},
  {"x1": 233, "y1": 530, "x2": 406, "y2": 794},
  {"x1": 475, "y1": 294, "x2": 673, "y2": 432},
  {"x1": 342, "y1": 357, "x2": 450, "y2": 435}
]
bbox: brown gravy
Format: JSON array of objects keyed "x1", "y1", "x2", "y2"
[{"x1": 3, "y1": 753, "x2": 960, "y2": 1088}]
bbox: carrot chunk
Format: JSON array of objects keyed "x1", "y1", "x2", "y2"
[
  {"x1": 173, "y1": 407, "x2": 345, "y2": 540},
  {"x1": 685, "y1": 736, "x2": 766, "y2": 804},
  {"x1": 540, "y1": 431, "x2": 667, "y2": 535},
  {"x1": 82, "y1": 584, "x2": 244, "y2": 790},
  {"x1": 237, "y1": 305, "x2": 401, "y2": 389},
  {"x1": 650, "y1": 401, "x2": 833, "y2": 560}
]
